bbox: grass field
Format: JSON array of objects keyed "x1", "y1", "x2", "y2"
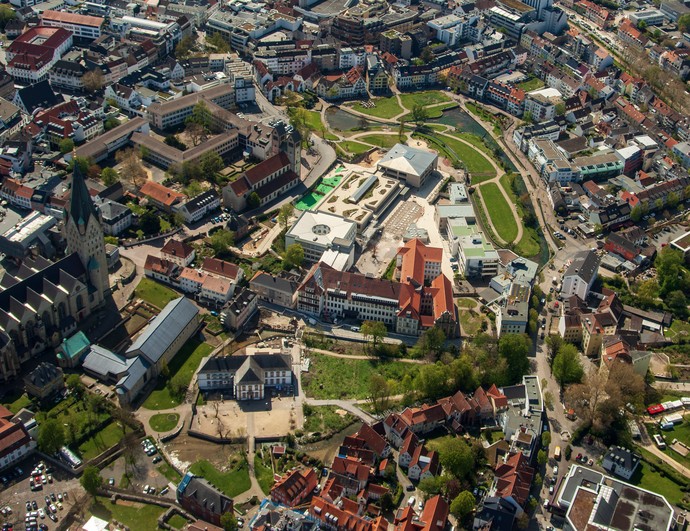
[
  {"x1": 456, "y1": 298, "x2": 477, "y2": 309},
  {"x1": 303, "y1": 404, "x2": 357, "y2": 435},
  {"x1": 149, "y1": 413, "x2": 180, "y2": 432},
  {"x1": 399, "y1": 91, "x2": 451, "y2": 110},
  {"x1": 78, "y1": 422, "x2": 127, "y2": 460},
  {"x1": 401, "y1": 102, "x2": 457, "y2": 122},
  {"x1": 134, "y1": 278, "x2": 179, "y2": 309},
  {"x1": 437, "y1": 134, "x2": 496, "y2": 177},
  {"x1": 254, "y1": 453, "x2": 275, "y2": 495},
  {"x1": 142, "y1": 340, "x2": 214, "y2": 410},
  {"x1": 453, "y1": 132, "x2": 493, "y2": 157},
  {"x1": 499, "y1": 174, "x2": 542, "y2": 258},
  {"x1": 667, "y1": 319, "x2": 690, "y2": 342},
  {"x1": 479, "y1": 183, "x2": 518, "y2": 243},
  {"x1": 340, "y1": 140, "x2": 371, "y2": 155},
  {"x1": 157, "y1": 462, "x2": 182, "y2": 483},
  {"x1": 517, "y1": 77, "x2": 545, "y2": 92},
  {"x1": 189, "y1": 458, "x2": 251, "y2": 498},
  {"x1": 306, "y1": 111, "x2": 338, "y2": 140},
  {"x1": 302, "y1": 352, "x2": 419, "y2": 400},
  {"x1": 357, "y1": 134, "x2": 400, "y2": 149},
  {"x1": 90, "y1": 497, "x2": 166, "y2": 530},
  {"x1": 459, "y1": 310, "x2": 484, "y2": 336},
  {"x1": 351, "y1": 98, "x2": 403, "y2": 119},
  {"x1": 168, "y1": 514, "x2": 190, "y2": 529},
  {"x1": 631, "y1": 459, "x2": 685, "y2": 505},
  {"x1": 3, "y1": 392, "x2": 31, "y2": 414}
]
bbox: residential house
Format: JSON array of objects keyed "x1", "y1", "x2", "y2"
[
  {"x1": 173, "y1": 190, "x2": 220, "y2": 224},
  {"x1": 601, "y1": 446, "x2": 640, "y2": 480},
  {"x1": 561, "y1": 250, "x2": 600, "y2": 300},
  {"x1": 220, "y1": 287, "x2": 259, "y2": 331},
  {"x1": 161, "y1": 239, "x2": 195, "y2": 267},
  {"x1": 271, "y1": 468, "x2": 318, "y2": 507},
  {"x1": 139, "y1": 181, "x2": 186, "y2": 213},
  {"x1": 98, "y1": 200, "x2": 132, "y2": 236},
  {"x1": 177, "y1": 473, "x2": 234, "y2": 527},
  {"x1": 490, "y1": 453, "x2": 535, "y2": 512},
  {"x1": 249, "y1": 271, "x2": 299, "y2": 309},
  {"x1": 0, "y1": 408, "x2": 35, "y2": 471},
  {"x1": 144, "y1": 255, "x2": 178, "y2": 284},
  {"x1": 23, "y1": 363, "x2": 64, "y2": 400}
]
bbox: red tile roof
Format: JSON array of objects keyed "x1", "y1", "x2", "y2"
[
  {"x1": 494, "y1": 452, "x2": 535, "y2": 507},
  {"x1": 244, "y1": 152, "x2": 291, "y2": 186},
  {"x1": 397, "y1": 239, "x2": 442, "y2": 284},
  {"x1": 41, "y1": 10, "x2": 104, "y2": 27},
  {"x1": 161, "y1": 239, "x2": 194, "y2": 259},
  {"x1": 140, "y1": 180, "x2": 186, "y2": 207},
  {"x1": 202, "y1": 257, "x2": 240, "y2": 280}
]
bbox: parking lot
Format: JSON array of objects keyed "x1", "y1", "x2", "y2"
[{"x1": 0, "y1": 455, "x2": 81, "y2": 531}]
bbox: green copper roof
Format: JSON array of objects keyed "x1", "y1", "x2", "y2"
[
  {"x1": 67, "y1": 162, "x2": 99, "y2": 227},
  {"x1": 60, "y1": 331, "x2": 91, "y2": 360}
]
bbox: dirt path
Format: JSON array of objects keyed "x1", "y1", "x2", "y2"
[
  {"x1": 309, "y1": 347, "x2": 427, "y2": 364},
  {"x1": 643, "y1": 442, "x2": 690, "y2": 477}
]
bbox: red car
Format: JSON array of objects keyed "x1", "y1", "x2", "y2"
[{"x1": 647, "y1": 404, "x2": 665, "y2": 416}]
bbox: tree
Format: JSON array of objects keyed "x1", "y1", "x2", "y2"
[
  {"x1": 418, "y1": 476, "x2": 445, "y2": 496},
  {"x1": 637, "y1": 19, "x2": 647, "y2": 30},
  {"x1": 83, "y1": 69, "x2": 104, "y2": 92},
  {"x1": 555, "y1": 102, "x2": 566, "y2": 116},
  {"x1": 188, "y1": 101, "x2": 214, "y2": 131},
  {"x1": 667, "y1": 191, "x2": 680, "y2": 209},
  {"x1": 168, "y1": 373, "x2": 188, "y2": 400},
  {"x1": 207, "y1": 32, "x2": 231, "y2": 53},
  {"x1": 278, "y1": 203, "x2": 294, "y2": 229},
  {"x1": 284, "y1": 243, "x2": 304, "y2": 269},
  {"x1": 545, "y1": 335, "x2": 563, "y2": 364},
  {"x1": 220, "y1": 512, "x2": 238, "y2": 531},
  {"x1": 175, "y1": 34, "x2": 195, "y2": 58},
  {"x1": 104, "y1": 117, "x2": 120, "y2": 131},
  {"x1": 380, "y1": 491, "x2": 395, "y2": 512},
  {"x1": 542, "y1": 431, "x2": 551, "y2": 448},
  {"x1": 565, "y1": 369, "x2": 608, "y2": 426},
  {"x1": 411, "y1": 104, "x2": 429, "y2": 125},
  {"x1": 101, "y1": 167, "x2": 119, "y2": 186},
  {"x1": 59, "y1": 138, "x2": 75, "y2": 154},
  {"x1": 200, "y1": 151, "x2": 224, "y2": 176},
  {"x1": 437, "y1": 437, "x2": 474, "y2": 480},
  {"x1": 398, "y1": 119, "x2": 406, "y2": 142},
  {"x1": 38, "y1": 419, "x2": 65, "y2": 455},
  {"x1": 552, "y1": 344, "x2": 584, "y2": 389},
  {"x1": 139, "y1": 210, "x2": 160, "y2": 235},
  {"x1": 0, "y1": 5, "x2": 16, "y2": 30},
  {"x1": 418, "y1": 327, "x2": 445, "y2": 359},
  {"x1": 210, "y1": 229, "x2": 235, "y2": 254},
  {"x1": 656, "y1": 246, "x2": 685, "y2": 295},
  {"x1": 498, "y1": 334, "x2": 531, "y2": 383},
  {"x1": 115, "y1": 147, "x2": 146, "y2": 187},
  {"x1": 630, "y1": 204, "x2": 642, "y2": 222},
  {"x1": 66, "y1": 373, "x2": 85, "y2": 401},
  {"x1": 666, "y1": 290, "x2": 688, "y2": 318},
  {"x1": 247, "y1": 192, "x2": 261, "y2": 209},
  {"x1": 420, "y1": 46, "x2": 434, "y2": 63},
  {"x1": 81, "y1": 466, "x2": 103, "y2": 497},
  {"x1": 360, "y1": 320, "x2": 388, "y2": 353},
  {"x1": 415, "y1": 363, "x2": 450, "y2": 400},
  {"x1": 636, "y1": 278, "x2": 659, "y2": 307},
  {"x1": 450, "y1": 491, "x2": 475, "y2": 521},
  {"x1": 680, "y1": 13, "x2": 690, "y2": 32},
  {"x1": 537, "y1": 449, "x2": 548, "y2": 466},
  {"x1": 122, "y1": 431, "x2": 140, "y2": 478},
  {"x1": 185, "y1": 121, "x2": 207, "y2": 147},
  {"x1": 368, "y1": 373, "x2": 391, "y2": 414},
  {"x1": 288, "y1": 107, "x2": 315, "y2": 147},
  {"x1": 184, "y1": 180, "x2": 203, "y2": 197}
]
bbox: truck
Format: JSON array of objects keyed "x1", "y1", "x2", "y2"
[{"x1": 554, "y1": 446, "x2": 561, "y2": 460}]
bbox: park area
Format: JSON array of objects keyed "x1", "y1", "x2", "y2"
[
  {"x1": 301, "y1": 352, "x2": 418, "y2": 400},
  {"x1": 134, "y1": 278, "x2": 179, "y2": 309},
  {"x1": 89, "y1": 497, "x2": 166, "y2": 530},
  {"x1": 189, "y1": 456, "x2": 251, "y2": 498},
  {"x1": 142, "y1": 340, "x2": 214, "y2": 410}
]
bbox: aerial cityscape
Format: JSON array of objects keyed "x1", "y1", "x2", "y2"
[{"x1": 0, "y1": 0, "x2": 689, "y2": 529}]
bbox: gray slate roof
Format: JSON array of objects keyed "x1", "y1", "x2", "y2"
[
  {"x1": 126, "y1": 297, "x2": 199, "y2": 365},
  {"x1": 564, "y1": 250, "x2": 600, "y2": 284}
]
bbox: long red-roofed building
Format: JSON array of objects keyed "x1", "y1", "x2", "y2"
[
  {"x1": 6, "y1": 26, "x2": 73, "y2": 83},
  {"x1": 270, "y1": 467, "x2": 317, "y2": 507}
]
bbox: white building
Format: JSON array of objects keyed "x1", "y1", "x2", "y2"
[
  {"x1": 377, "y1": 144, "x2": 438, "y2": 188},
  {"x1": 427, "y1": 15, "x2": 464, "y2": 46},
  {"x1": 285, "y1": 210, "x2": 357, "y2": 267},
  {"x1": 40, "y1": 10, "x2": 104, "y2": 40},
  {"x1": 561, "y1": 250, "x2": 600, "y2": 300}
]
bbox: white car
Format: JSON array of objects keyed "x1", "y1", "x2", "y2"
[
  {"x1": 38, "y1": 508, "x2": 45, "y2": 519},
  {"x1": 143, "y1": 485, "x2": 150, "y2": 494}
]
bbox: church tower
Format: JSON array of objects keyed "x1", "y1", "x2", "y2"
[{"x1": 63, "y1": 161, "x2": 109, "y2": 306}]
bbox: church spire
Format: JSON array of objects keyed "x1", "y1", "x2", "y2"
[{"x1": 66, "y1": 155, "x2": 99, "y2": 228}]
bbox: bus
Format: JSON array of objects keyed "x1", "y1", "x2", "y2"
[{"x1": 554, "y1": 446, "x2": 561, "y2": 460}]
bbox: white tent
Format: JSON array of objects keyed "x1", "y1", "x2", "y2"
[{"x1": 82, "y1": 515, "x2": 109, "y2": 531}]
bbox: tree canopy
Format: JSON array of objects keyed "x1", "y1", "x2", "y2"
[
  {"x1": 101, "y1": 167, "x2": 118, "y2": 186},
  {"x1": 284, "y1": 243, "x2": 304, "y2": 268},
  {"x1": 436, "y1": 437, "x2": 474, "y2": 480},
  {"x1": 59, "y1": 138, "x2": 75, "y2": 154},
  {"x1": 361, "y1": 321, "x2": 388, "y2": 353},
  {"x1": 450, "y1": 491, "x2": 475, "y2": 520},
  {"x1": 498, "y1": 333, "x2": 531, "y2": 383},
  {"x1": 210, "y1": 229, "x2": 235, "y2": 254},
  {"x1": 38, "y1": 419, "x2": 65, "y2": 455},
  {"x1": 552, "y1": 344, "x2": 584, "y2": 388},
  {"x1": 81, "y1": 466, "x2": 103, "y2": 497}
]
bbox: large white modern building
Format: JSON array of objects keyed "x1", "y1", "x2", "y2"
[
  {"x1": 285, "y1": 211, "x2": 357, "y2": 269},
  {"x1": 561, "y1": 250, "x2": 600, "y2": 300}
]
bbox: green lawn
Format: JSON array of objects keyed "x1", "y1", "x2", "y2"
[
  {"x1": 456, "y1": 298, "x2": 477, "y2": 309},
  {"x1": 401, "y1": 102, "x2": 457, "y2": 122},
  {"x1": 303, "y1": 404, "x2": 357, "y2": 435},
  {"x1": 631, "y1": 459, "x2": 685, "y2": 505},
  {"x1": 357, "y1": 134, "x2": 400, "y2": 149},
  {"x1": 479, "y1": 183, "x2": 518, "y2": 243},
  {"x1": 399, "y1": 91, "x2": 451, "y2": 110},
  {"x1": 517, "y1": 77, "x2": 545, "y2": 92},
  {"x1": 254, "y1": 453, "x2": 275, "y2": 494},
  {"x1": 134, "y1": 278, "x2": 179, "y2": 309},
  {"x1": 142, "y1": 340, "x2": 214, "y2": 410},
  {"x1": 499, "y1": 173, "x2": 542, "y2": 257},
  {"x1": 2, "y1": 391, "x2": 31, "y2": 414},
  {"x1": 78, "y1": 422, "x2": 126, "y2": 460},
  {"x1": 189, "y1": 459, "x2": 251, "y2": 498},
  {"x1": 351, "y1": 98, "x2": 403, "y2": 119},
  {"x1": 452, "y1": 132, "x2": 494, "y2": 157},
  {"x1": 157, "y1": 462, "x2": 183, "y2": 483},
  {"x1": 667, "y1": 319, "x2": 690, "y2": 342},
  {"x1": 149, "y1": 413, "x2": 180, "y2": 432},
  {"x1": 90, "y1": 497, "x2": 166, "y2": 530},
  {"x1": 302, "y1": 352, "x2": 419, "y2": 400},
  {"x1": 168, "y1": 514, "x2": 190, "y2": 529},
  {"x1": 305, "y1": 111, "x2": 338, "y2": 140},
  {"x1": 437, "y1": 134, "x2": 496, "y2": 177},
  {"x1": 459, "y1": 310, "x2": 484, "y2": 336},
  {"x1": 340, "y1": 140, "x2": 371, "y2": 155}
]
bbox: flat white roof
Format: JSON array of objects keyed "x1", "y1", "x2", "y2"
[
  {"x1": 287, "y1": 210, "x2": 356, "y2": 247},
  {"x1": 528, "y1": 87, "x2": 563, "y2": 99}
]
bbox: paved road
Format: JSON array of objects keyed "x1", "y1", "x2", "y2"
[{"x1": 308, "y1": 347, "x2": 427, "y2": 364}]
